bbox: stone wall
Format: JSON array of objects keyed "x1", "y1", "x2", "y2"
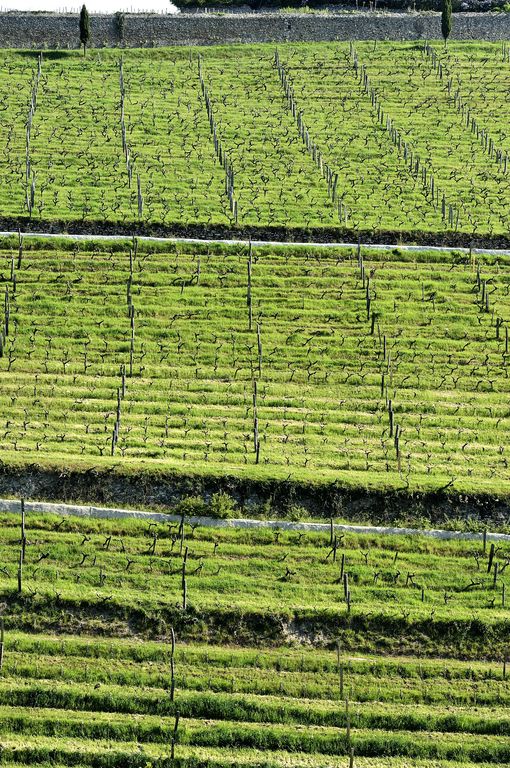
[{"x1": 0, "y1": 10, "x2": 508, "y2": 48}]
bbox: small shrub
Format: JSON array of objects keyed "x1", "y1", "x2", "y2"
[
  {"x1": 286, "y1": 504, "x2": 308, "y2": 521},
  {"x1": 209, "y1": 492, "x2": 238, "y2": 519},
  {"x1": 172, "y1": 495, "x2": 207, "y2": 518}
]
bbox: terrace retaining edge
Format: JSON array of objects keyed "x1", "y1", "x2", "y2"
[
  {"x1": 2, "y1": 230, "x2": 510, "y2": 256},
  {"x1": 1, "y1": 497, "x2": 509, "y2": 542}
]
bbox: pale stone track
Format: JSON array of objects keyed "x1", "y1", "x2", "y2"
[
  {"x1": 1, "y1": 498, "x2": 508, "y2": 543},
  {"x1": 2, "y1": 231, "x2": 510, "y2": 257}
]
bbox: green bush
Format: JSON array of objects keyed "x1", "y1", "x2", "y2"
[
  {"x1": 173, "y1": 496, "x2": 208, "y2": 518},
  {"x1": 209, "y1": 492, "x2": 239, "y2": 519}
]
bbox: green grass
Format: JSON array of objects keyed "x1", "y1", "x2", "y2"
[
  {"x1": 2, "y1": 512, "x2": 510, "y2": 656},
  {"x1": 0, "y1": 42, "x2": 508, "y2": 240},
  {"x1": 1, "y1": 629, "x2": 510, "y2": 767},
  {"x1": 1, "y1": 38, "x2": 509, "y2": 768},
  {"x1": 2, "y1": 512, "x2": 510, "y2": 766},
  {"x1": 1, "y1": 237, "x2": 510, "y2": 495}
]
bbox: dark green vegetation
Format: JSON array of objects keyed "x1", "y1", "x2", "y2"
[
  {"x1": 442, "y1": 0, "x2": 453, "y2": 42},
  {"x1": 1, "y1": 237, "x2": 510, "y2": 497},
  {"x1": 79, "y1": 5, "x2": 91, "y2": 57},
  {"x1": 1, "y1": 510, "x2": 510, "y2": 765},
  {"x1": 0, "y1": 42, "x2": 508, "y2": 244}
]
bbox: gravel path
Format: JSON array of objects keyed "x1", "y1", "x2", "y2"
[
  {"x1": 1, "y1": 497, "x2": 508, "y2": 543},
  {"x1": 2, "y1": 231, "x2": 510, "y2": 257}
]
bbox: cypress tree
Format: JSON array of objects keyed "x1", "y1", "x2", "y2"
[
  {"x1": 441, "y1": 0, "x2": 452, "y2": 46},
  {"x1": 79, "y1": 5, "x2": 90, "y2": 56}
]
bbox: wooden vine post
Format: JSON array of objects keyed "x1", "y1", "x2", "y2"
[
  {"x1": 488, "y1": 543, "x2": 495, "y2": 573},
  {"x1": 179, "y1": 511, "x2": 185, "y2": 555},
  {"x1": 171, "y1": 712, "x2": 180, "y2": 760},
  {"x1": 253, "y1": 378, "x2": 260, "y2": 464},
  {"x1": 20, "y1": 498, "x2": 27, "y2": 563},
  {"x1": 17, "y1": 549, "x2": 23, "y2": 594},
  {"x1": 0, "y1": 618, "x2": 4, "y2": 670},
  {"x1": 182, "y1": 546, "x2": 188, "y2": 611},
  {"x1": 247, "y1": 242, "x2": 253, "y2": 332},
  {"x1": 346, "y1": 695, "x2": 351, "y2": 745},
  {"x1": 170, "y1": 626, "x2": 176, "y2": 702},
  {"x1": 257, "y1": 322, "x2": 262, "y2": 378},
  {"x1": 337, "y1": 639, "x2": 344, "y2": 699}
]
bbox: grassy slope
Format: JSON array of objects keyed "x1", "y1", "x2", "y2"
[
  {"x1": 1, "y1": 238, "x2": 510, "y2": 497},
  {"x1": 2, "y1": 512, "x2": 510, "y2": 656},
  {"x1": 1, "y1": 509, "x2": 510, "y2": 765},
  {"x1": 1, "y1": 39, "x2": 509, "y2": 768},
  {"x1": 0, "y1": 42, "x2": 508, "y2": 239}
]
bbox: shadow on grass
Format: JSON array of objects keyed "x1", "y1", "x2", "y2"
[{"x1": 17, "y1": 49, "x2": 78, "y2": 59}]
